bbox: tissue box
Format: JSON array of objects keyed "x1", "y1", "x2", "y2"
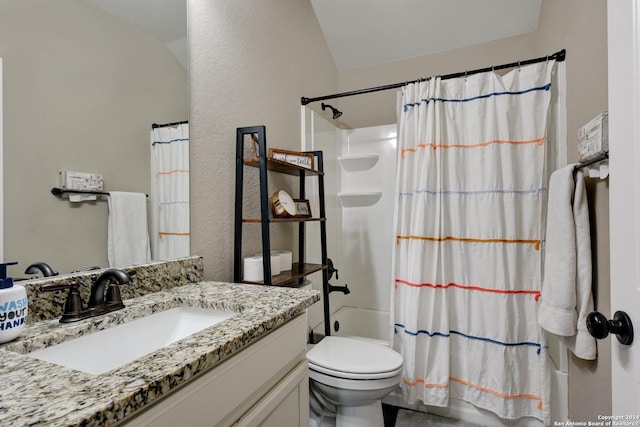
[
  {"x1": 578, "y1": 112, "x2": 608, "y2": 162},
  {"x1": 59, "y1": 171, "x2": 104, "y2": 192}
]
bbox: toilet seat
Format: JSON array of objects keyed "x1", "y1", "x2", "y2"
[
  {"x1": 309, "y1": 365, "x2": 402, "y2": 392},
  {"x1": 309, "y1": 361, "x2": 403, "y2": 380},
  {"x1": 307, "y1": 336, "x2": 403, "y2": 380}
]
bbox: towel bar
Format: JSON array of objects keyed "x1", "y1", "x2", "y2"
[
  {"x1": 574, "y1": 151, "x2": 609, "y2": 171},
  {"x1": 51, "y1": 188, "x2": 149, "y2": 197}
]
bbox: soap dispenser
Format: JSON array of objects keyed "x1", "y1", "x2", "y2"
[{"x1": 0, "y1": 261, "x2": 28, "y2": 343}]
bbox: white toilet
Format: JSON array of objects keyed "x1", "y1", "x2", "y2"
[{"x1": 307, "y1": 336, "x2": 403, "y2": 427}]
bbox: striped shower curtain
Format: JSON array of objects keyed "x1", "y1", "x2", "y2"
[
  {"x1": 150, "y1": 123, "x2": 190, "y2": 261},
  {"x1": 390, "y1": 60, "x2": 565, "y2": 422}
]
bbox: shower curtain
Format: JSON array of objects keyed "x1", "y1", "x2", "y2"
[
  {"x1": 150, "y1": 123, "x2": 190, "y2": 261},
  {"x1": 390, "y1": 60, "x2": 565, "y2": 422}
]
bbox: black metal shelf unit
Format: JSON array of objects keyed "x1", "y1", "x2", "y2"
[{"x1": 233, "y1": 126, "x2": 330, "y2": 327}]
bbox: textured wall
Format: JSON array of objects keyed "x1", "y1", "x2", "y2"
[{"x1": 188, "y1": 0, "x2": 338, "y2": 281}]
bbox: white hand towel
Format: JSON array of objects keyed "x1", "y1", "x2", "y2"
[
  {"x1": 108, "y1": 191, "x2": 151, "y2": 267},
  {"x1": 538, "y1": 165, "x2": 596, "y2": 360}
]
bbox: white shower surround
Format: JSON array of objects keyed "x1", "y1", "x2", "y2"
[{"x1": 302, "y1": 107, "x2": 568, "y2": 425}]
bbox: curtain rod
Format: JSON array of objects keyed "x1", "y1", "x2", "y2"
[
  {"x1": 151, "y1": 120, "x2": 188, "y2": 129},
  {"x1": 301, "y1": 49, "x2": 566, "y2": 106}
]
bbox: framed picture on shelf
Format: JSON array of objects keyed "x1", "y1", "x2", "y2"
[
  {"x1": 294, "y1": 199, "x2": 312, "y2": 218},
  {"x1": 268, "y1": 148, "x2": 315, "y2": 170}
]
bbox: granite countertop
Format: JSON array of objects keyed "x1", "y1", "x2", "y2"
[{"x1": 0, "y1": 281, "x2": 319, "y2": 426}]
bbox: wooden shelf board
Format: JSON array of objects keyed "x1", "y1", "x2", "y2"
[
  {"x1": 242, "y1": 217, "x2": 326, "y2": 223},
  {"x1": 244, "y1": 158, "x2": 324, "y2": 176},
  {"x1": 241, "y1": 263, "x2": 326, "y2": 286}
]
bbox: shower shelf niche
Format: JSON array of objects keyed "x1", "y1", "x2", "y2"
[
  {"x1": 338, "y1": 192, "x2": 382, "y2": 207},
  {"x1": 338, "y1": 154, "x2": 379, "y2": 172}
]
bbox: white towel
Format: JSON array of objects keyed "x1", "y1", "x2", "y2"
[
  {"x1": 538, "y1": 164, "x2": 596, "y2": 360},
  {"x1": 107, "y1": 191, "x2": 151, "y2": 267}
]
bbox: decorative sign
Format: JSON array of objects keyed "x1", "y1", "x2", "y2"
[{"x1": 268, "y1": 148, "x2": 315, "y2": 170}]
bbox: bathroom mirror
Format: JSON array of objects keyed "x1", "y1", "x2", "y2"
[{"x1": 0, "y1": 0, "x2": 189, "y2": 277}]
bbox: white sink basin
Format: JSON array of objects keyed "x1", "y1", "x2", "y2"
[{"x1": 28, "y1": 306, "x2": 237, "y2": 375}]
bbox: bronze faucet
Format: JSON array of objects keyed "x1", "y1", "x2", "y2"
[
  {"x1": 42, "y1": 269, "x2": 135, "y2": 323},
  {"x1": 25, "y1": 262, "x2": 58, "y2": 277}
]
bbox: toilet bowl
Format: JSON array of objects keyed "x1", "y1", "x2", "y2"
[{"x1": 307, "y1": 336, "x2": 403, "y2": 427}]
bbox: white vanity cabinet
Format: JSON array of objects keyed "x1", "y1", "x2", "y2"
[{"x1": 119, "y1": 314, "x2": 309, "y2": 427}]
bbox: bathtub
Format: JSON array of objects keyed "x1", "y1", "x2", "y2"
[{"x1": 313, "y1": 306, "x2": 568, "y2": 426}]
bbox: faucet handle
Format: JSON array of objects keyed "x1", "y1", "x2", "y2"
[
  {"x1": 61, "y1": 281, "x2": 84, "y2": 322},
  {"x1": 42, "y1": 280, "x2": 85, "y2": 323},
  {"x1": 105, "y1": 280, "x2": 124, "y2": 308},
  {"x1": 41, "y1": 282, "x2": 72, "y2": 293}
]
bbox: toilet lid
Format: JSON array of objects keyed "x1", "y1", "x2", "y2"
[{"x1": 307, "y1": 336, "x2": 403, "y2": 375}]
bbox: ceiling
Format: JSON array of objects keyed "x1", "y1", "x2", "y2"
[
  {"x1": 85, "y1": 0, "x2": 188, "y2": 69},
  {"x1": 310, "y1": 0, "x2": 542, "y2": 70},
  {"x1": 84, "y1": 0, "x2": 541, "y2": 73}
]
